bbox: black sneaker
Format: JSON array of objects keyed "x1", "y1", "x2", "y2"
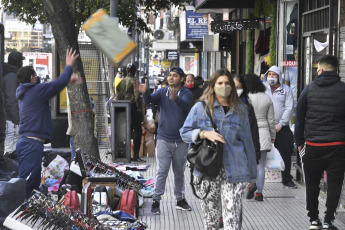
[
  {"x1": 246, "y1": 183, "x2": 257, "y2": 199},
  {"x1": 283, "y1": 181, "x2": 298, "y2": 189},
  {"x1": 151, "y1": 201, "x2": 160, "y2": 215},
  {"x1": 322, "y1": 222, "x2": 338, "y2": 229},
  {"x1": 309, "y1": 219, "x2": 322, "y2": 229},
  {"x1": 254, "y1": 192, "x2": 263, "y2": 201},
  {"x1": 176, "y1": 199, "x2": 192, "y2": 211}
]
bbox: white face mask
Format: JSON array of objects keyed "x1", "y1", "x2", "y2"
[
  {"x1": 267, "y1": 77, "x2": 278, "y2": 86},
  {"x1": 237, "y1": 89, "x2": 243, "y2": 97}
]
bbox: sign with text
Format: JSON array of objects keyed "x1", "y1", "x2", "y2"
[
  {"x1": 281, "y1": 61, "x2": 297, "y2": 67},
  {"x1": 167, "y1": 50, "x2": 179, "y2": 60},
  {"x1": 211, "y1": 19, "x2": 260, "y2": 33},
  {"x1": 186, "y1": 11, "x2": 208, "y2": 39}
]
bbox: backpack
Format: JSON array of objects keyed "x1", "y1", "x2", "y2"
[
  {"x1": 117, "y1": 189, "x2": 138, "y2": 217},
  {"x1": 63, "y1": 190, "x2": 80, "y2": 211}
]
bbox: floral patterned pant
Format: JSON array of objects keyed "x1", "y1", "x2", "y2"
[{"x1": 193, "y1": 168, "x2": 246, "y2": 230}]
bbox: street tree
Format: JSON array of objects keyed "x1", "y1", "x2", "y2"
[{"x1": 1, "y1": 0, "x2": 192, "y2": 158}]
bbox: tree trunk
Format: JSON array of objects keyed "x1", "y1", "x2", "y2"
[{"x1": 41, "y1": 0, "x2": 100, "y2": 158}]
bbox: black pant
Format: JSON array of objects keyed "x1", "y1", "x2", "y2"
[
  {"x1": 302, "y1": 144, "x2": 345, "y2": 222},
  {"x1": 131, "y1": 104, "x2": 143, "y2": 159},
  {"x1": 274, "y1": 126, "x2": 294, "y2": 183}
]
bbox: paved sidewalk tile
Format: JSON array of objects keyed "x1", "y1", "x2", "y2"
[{"x1": 138, "y1": 156, "x2": 345, "y2": 230}]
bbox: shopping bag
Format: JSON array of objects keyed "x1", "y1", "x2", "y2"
[
  {"x1": 82, "y1": 9, "x2": 136, "y2": 65},
  {"x1": 265, "y1": 144, "x2": 285, "y2": 171}
]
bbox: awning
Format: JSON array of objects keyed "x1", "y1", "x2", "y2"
[{"x1": 195, "y1": 0, "x2": 255, "y2": 13}]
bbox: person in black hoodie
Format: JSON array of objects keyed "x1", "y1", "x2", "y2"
[
  {"x1": 295, "y1": 55, "x2": 345, "y2": 230},
  {"x1": 2, "y1": 51, "x2": 24, "y2": 154}
]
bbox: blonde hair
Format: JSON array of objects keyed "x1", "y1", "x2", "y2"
[{"x1": 200, "y1": 69, "x2": 245, "y2": 117}]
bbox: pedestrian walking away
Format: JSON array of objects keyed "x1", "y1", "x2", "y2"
[
  {"x1": 295, "y1": 55, "x2": 345, "y2": 230},
  {"x1": 137, "y1": 66, "x2": 193, "y2": 215},
  {"x1": 244, "y1": 74, "x2": 276, "y2": 201},
  {"x1": 2, "y1": 51, "x2": 25, "y2": 154},
  {"x1": 15, "y1": 48, "x2": 81, "y2": 199},
  {"x1": 180, "y1": 69, "x2": 257, "y2": 230},
  {"x1": 263, "y1": 65, "x2": 297, "y2": 189}
]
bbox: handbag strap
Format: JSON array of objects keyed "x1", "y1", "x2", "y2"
[
  {"x1": 190, "y1": 166, "x2": 211, "y2": 200},
  {"x1": 201, "y1": 101, "x2": 219, "y2": 132}
]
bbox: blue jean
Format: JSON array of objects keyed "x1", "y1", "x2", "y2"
[
  {"x1": 153, "y1": 140, "x2": 188, "y2": 202},
  {"x1": 16, "y1": 137, "x2": 44, "y2": 199},
  {"x1": 256, "y1": 151, "x2": 267, "y2": 193}
]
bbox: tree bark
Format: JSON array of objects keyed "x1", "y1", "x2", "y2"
[{"x1": 41, "y1": 0, "x2": 100, "y2": 158}]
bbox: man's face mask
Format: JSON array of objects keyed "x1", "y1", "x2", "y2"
[
  {"x1": 237, "y1": 89, "x2": 243, "y2": 97},
  {"x1": 267, "y1": 77, "x2": 278, "y2": 86},
  {"x1": 186, "y1": 83, "x2": 194, "y2": 89}
]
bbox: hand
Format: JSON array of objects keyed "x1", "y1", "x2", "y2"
[
  {"x1": 134, "y1": 81, "x2": 148, "y2": 93},
  {"x1": 271, "y1": 139, "x2": 275, "y2": 143},
  {"x1": 298, "y1": 145, "x2": 303, "y2": 152},
  {"x1": 66, "y1": 48, "x2": 79, "y2": 66},
  {"x1": 169, "y1": 87, "x2": 177, "y2": 101},
  {"x1": 275, "y1": 124, "x2": 282, "y2": 132},
  {"x1": 202, "y1": 131, "x2": 226, "y2": 144},
  {"x1": 69, "y1": 72, "x2": 82, "y2": 85}
]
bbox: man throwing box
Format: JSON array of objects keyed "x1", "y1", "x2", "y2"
[
  {"x1": 137, "y1": 67, "x2": 193, "y2": 215},
  {"x1": 295, "y1": 55, "x2": 345, "y2": 230}
]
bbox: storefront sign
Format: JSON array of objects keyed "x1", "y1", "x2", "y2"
[
  {"x1": 211, "y1": 19, "x2": 260, "y2": 33},
  {"x1": 161, "y1": 61, "x2": 172, "y2": 69},
  {"x1": 186, "y1": 11, "x2": 208, "y2": 39},
  {"x1": 281, "y1": 61, "x2": 297, "y2": 67},
  {"x1": 167, "y1": 50, "x2": 179, "y2": 60}
]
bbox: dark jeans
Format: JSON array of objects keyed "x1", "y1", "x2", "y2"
[
  {"x1": 16, "y1": 137, "x2": 44, "y2": 199},
  {"x1": 274, "y1": 126, "x2": 294, "y2": 184},
  {"x1": 131, "y1": 104, "x2": 142, "y2": 159},
  {"x1": 302, "y1": 144, "x2": 345, "y2": 222}
]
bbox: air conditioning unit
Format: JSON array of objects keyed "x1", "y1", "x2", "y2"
[{"x1": 153, "y1": 29, "x2": 173, "y2": 40}]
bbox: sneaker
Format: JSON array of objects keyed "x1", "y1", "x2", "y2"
[
  {"x1": 246, "y1": 183, "x2": 257, "y2": 199},
  {"x1": 322, "y1": 222, "x2": 338, "y2": 229},
  {"x1": 151, "y1": 201, "x2": 160, "y2": 215},
  {"x1": 254, "y1": 192, "x2": 263, "y2": 201},
  {"x1": 176, "y1": 199, "x2": 192, "y2": 211},
  {"x1": 283, "y1": 181, "x2": 298, "y2": 189},
  {"x1": 309, "y1": 219, "x2": 322, "y2": 229}
]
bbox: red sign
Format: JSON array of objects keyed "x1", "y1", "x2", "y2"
[{"x1": 281, "y1": 61, "x2": 297, "y2": 67}]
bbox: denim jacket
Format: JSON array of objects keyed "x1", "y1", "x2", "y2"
[{"x1": 179, "y1": 100, "x2": 257, "y2": 183}]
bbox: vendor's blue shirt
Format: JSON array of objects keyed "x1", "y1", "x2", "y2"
[
  {"x1": 16, "y1": 66, "x2": 73, "y2": 143},
  {"x1": 142, "y1": 85, "x2": 192, "y2": 142}
]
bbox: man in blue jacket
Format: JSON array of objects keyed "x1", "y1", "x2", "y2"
[
  {"x1": 137, "y1": 67, "x2": 193, "y2": 215},
  {"x1": 16, "y1": 48, "x2": 80, "y2": 198}
]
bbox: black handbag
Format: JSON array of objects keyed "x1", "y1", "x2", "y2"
[{"x1": 187, "y1": 101, "x2": 223, "y2": 199}]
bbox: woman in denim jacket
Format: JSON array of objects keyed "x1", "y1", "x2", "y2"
[{"x1": 180, "y1": 69, "x2": 257, "y2": 230}]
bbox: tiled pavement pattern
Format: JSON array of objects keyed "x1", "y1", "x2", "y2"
[{"x1": 138, "y1": 156, "x2": 345, "y2": 230}]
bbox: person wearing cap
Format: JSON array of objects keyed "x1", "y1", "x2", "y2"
[
  {"x1": 1, "y1": 51, "x2": 25, "y2": 154},
  {"x1": 263, "y1": 65, "x2": 296, "y2": 188},
  {"x1": 137, "y1": 66, "x2": 193, "y2": 215}
]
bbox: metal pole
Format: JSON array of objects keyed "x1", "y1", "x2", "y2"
[{"x1": 109, "y1": 0, "x2": 119, "y2": 99}]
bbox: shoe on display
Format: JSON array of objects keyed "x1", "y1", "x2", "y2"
[
  {"x1": 246, "y1": 183, "x2": 257, "y2": 199},
  {"x1": 151, "y1": 201, "x2": 160, "y2": 215},
  {"x1": 321, "y1": 222, "x2": 338, "y2": 229},
  {"x1": 309, "y1": 219, "x2": 322, "y2": 229},
  {"x1": 254, "y1": 192, "x2": 263, "y2": 201},
  {"x1": 176, "y1": 199, "x2": 192, "y2": 211},
  {"x1": 283, "y1": 181, "x2": 298, "y2": 189}
]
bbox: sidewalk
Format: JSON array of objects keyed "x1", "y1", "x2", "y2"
[{"x1": 138, "y1": 156, "x2": 345, "y2": 230}]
